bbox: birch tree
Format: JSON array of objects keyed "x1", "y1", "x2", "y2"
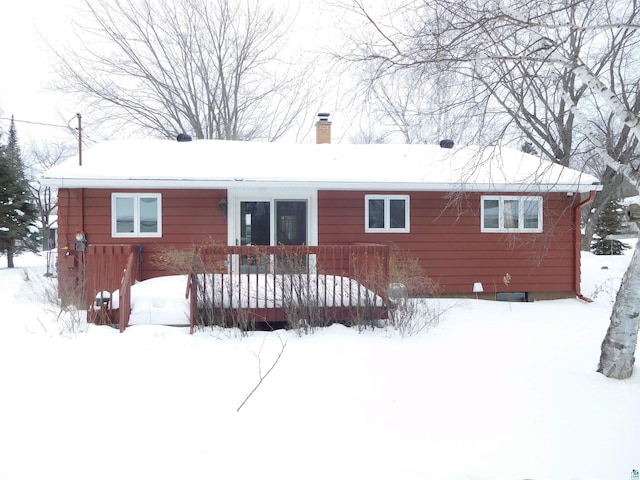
[
  {"x1": 50, "y1": 0, "x2": 318, "y2": 141},
  {"x1": 339, "y1": 0, "x2": 640, "y2": 379}
]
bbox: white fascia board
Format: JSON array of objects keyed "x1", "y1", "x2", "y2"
[{"x1": 40, "y1": 176, "x2": 602, "y2": 193}]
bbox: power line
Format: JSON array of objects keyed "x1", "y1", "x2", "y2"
[{"x1": 0, "y1": 116, "x2": 71, "y2": 129}]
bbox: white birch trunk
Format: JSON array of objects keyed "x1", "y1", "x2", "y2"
[
  {"x1": 496, "y1": 3, "x2": 640, "y2": 379},
  {"x1": 597, "y1": 234, "x2": 640, "y2": 379},
  {"x1": 569, "y1": 63, "x2": 640, "y2": 379}
]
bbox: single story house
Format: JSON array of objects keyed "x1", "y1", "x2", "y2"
[{"x1": 41, "y1": 117, "x2": 601, "y2": 324}]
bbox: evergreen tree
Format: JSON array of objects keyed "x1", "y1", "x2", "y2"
[
  {"x1": 591, "y1": 200, "x2": 631, "y2": 255},
  {"x1": 6, "y1": 116, "x2": 25, "y2": 177},
  {"x1": 0, "y1": 119, "x2": 39, "y2": 268}
]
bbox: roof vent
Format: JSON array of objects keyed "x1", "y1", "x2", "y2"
[
  {"x1": 439, "y1": 139, "x2": 454, "y2": 149},
  {"x1": 177, "y1": 133, "x2": 192, "y2": 142}
]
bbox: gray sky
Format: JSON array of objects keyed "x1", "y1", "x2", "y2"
[
  {"x1": 0, "y1": 0, "x2": 357, "y2": 147},
  {"x1": 0, "y1": 0, "x2": 79, "y2": 143}
]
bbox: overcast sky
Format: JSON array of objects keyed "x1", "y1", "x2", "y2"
[
  {"x1": 0, "y1": 0, "x2": 79, "y2": 144},
  {"x1": 0, "y1": 0, "x2": 359, "y2": 148}
]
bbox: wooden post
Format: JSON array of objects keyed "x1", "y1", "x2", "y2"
[{"x1": 77, "y1": 113, "x2": 82, "y2": 166}]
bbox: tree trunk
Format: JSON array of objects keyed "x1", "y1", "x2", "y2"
[
  {"x1": 582, "y1": 172, "x2": 626, "y2": 251},
  {"x1": 42, "y1": 227, "x2": 51, "y2": 251},
  {"x1": 6, "y1": 244, "x2": 15, "y2": 269},
  {"x1": 598, "y1": 233, "x2": 640, "y2": 379},
  {"x1": 581, "y1": 214, "x2": 597, "y2": 251}
]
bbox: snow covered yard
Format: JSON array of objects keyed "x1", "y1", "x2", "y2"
[{"x1": 0, "y1": 247, "x2": 639, "y2": 480}]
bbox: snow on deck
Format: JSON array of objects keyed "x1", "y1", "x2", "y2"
[{"x1": 114, "y1": 273, "x2": 385, "y2": 326}]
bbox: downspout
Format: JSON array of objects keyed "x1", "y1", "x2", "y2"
[
  {"x1": 574, "y1": 190, "x2": 596, "y2": 302},
  {"x1": 79, "y1": 188, "x2": 85, "y2": 235}
]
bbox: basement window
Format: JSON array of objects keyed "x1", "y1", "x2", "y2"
[
  {"x1": 481, "y1": 196, "x2": 542, "y2": 233},
  {"x1": 496, "y1": 292, "x2": 529, "y2": 302},
  {"x1": 365, "y1": 195, "x2": 410, "y2": 233},
  {"x1": 112, "y1": 193, "x2": 162, "y2": 238}
]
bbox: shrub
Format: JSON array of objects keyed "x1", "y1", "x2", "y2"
[
  {"x1": 24, "y1": 265, "x2": 88, "y2": 335},
  {"x1": 385, "y1": 248, "x2": 445, "y2": 336}
]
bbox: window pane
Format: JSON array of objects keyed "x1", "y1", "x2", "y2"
[
  {"x1": 116, "y1": 197, "x2": 134, "y2": 233},
  {"x1": 523, "y1": 199, "x2": 539, "y2": 229},
  {"x1": 368, "y1": 199, "x2": 385, "y2": 229},
  {"x1": 139, "y1": 197, "x2": 158, "y2": 233},
  {"x1": 483, "y1": 199, "x2": 499, "y2": 229},
  {"x1": 503, "y1": 199, "x2": 519, "y2": 229},
  {"x1": 389, "y1": 199, "x2": 406, "y2": 229}
]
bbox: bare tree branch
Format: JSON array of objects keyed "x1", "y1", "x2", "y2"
[
  {"x1": 237, "y1": 334, "x2": 287, "y2": 412},
  {"x1": 48, "y1": 0, "x2": 319, "y2": 141}
]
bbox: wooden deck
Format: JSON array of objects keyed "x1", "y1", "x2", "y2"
[
  {"x1": 186, "y1": 244, "x2": 390, "y2": 332},
  {"x1": 76, "y1": 244, "x2": 390, "y2": 332}
]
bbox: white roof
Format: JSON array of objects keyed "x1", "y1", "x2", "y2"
[{"x1": 40, "y1": 139, "x2": 601, "y2": 193}]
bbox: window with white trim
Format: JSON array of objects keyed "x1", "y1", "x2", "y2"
[
  {"x1": 481, "y1": 195, "x2": 542, "y2": 233},
  {"x1": 365, "y1": 195, "x2": 410, "y2": 233},
  {"x1": 112, "y1": 193, "x2": 162, "y2": 237}
]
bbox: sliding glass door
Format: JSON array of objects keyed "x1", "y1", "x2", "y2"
[{"x1": 237, "y1": 198, "x2": 308, "y2": 273}]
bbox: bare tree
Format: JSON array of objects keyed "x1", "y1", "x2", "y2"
[
  {"x1": 27, "y1": 141, "x2": 76, "y2": 251},
  {"x1": 359, "y1": 68, "x2": 493, "y2": 144},
  {"x1": 338, "y1": 0, "x2": 640, "y2": 249},
  {"x1": 50, "y1": 0, "x2": 319, "y2": 141},
  {"x1": 473, "y1": 1, "x2": 640, "y2": 250},
  {"x1": 337, "y1": 0, "x2": 640, "y2": 379}
]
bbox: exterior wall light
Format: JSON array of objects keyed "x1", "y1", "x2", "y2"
[{"x1": 219, "y1": 197, "x2": 228, "y2": 217}]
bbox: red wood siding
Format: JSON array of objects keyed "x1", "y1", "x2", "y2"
[
  {"x1": 318, "y1": 191, "x2": 576, "y2": 296},
  {"x1": 58, "y1": 188, "x2": 228, "y2": 282},
  {"x1": 57, "y1": 187, "x2": 579, "y2": 301},
  {"x1": 56, "y1": 188, "x2": 85, "y2": 299}
]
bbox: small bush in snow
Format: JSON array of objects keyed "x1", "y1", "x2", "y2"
[
  {"x1": 385, "y1": 248, "x2": 445, "y2": 336},
  {"x1": 24, "y1": 266, "x2": 88, "y2": 335}
]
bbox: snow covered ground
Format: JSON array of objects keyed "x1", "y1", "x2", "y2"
[{"x1": 0, "y1": 245, "x2": 639, "y2": 480}]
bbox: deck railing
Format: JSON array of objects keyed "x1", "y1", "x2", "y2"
[
  {"x1": 118, "y1": 250, "x2": 138, "y2": 332},
  {"x1": 84, "y1": 244, "x2": 140, "y2": 324},
  {"x1": 82, "y1": 244, "x2": 389, "y2": 332},
  {"x1": 185, "y1": 244, "x2": 390, "y2": 333}
]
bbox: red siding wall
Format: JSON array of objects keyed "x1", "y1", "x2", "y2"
[
  {"x1": 318, "y1": 190, "x2": 577, "y2": 297},
  {"x1": 58, "y1": 188, "x2": 578, "y2": 299},
  {"x1": 58, "y1": 188, "x2": 227, "y2": 281}
]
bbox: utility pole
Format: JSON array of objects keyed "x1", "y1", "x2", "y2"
[{"x1": 77, "y1": 113, "x2": 82, "y2": 166}]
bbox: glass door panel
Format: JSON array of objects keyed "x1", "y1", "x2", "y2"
[
  {"x1": 275, "y1": 200, "x2": 307, "y2": 273},
  {"x1": 240, "y1": 201, "x2": 270, "y2": 273},
  {"x1": 276, "y1": 200, "x2": 307, "y2": 245}
]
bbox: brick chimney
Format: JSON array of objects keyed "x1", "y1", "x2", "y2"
[{"x1": 315, "y1": 112, "x2": 331, "y2": 144}]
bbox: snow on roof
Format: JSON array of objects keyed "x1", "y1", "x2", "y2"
[{"x1": 41, "y1": 139, "x2": 601, "y2": 193}]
